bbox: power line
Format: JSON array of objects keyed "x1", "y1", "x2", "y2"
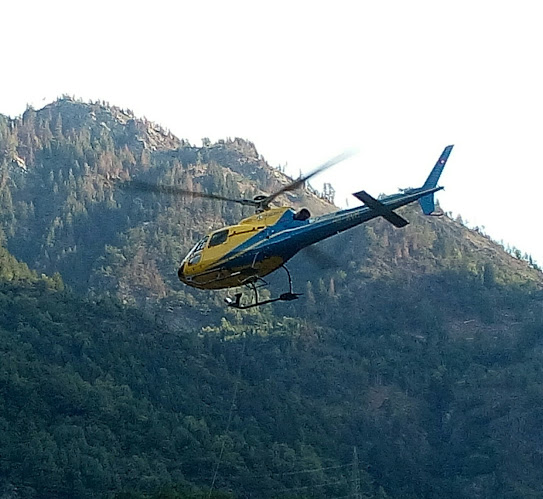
[
  {"x1": 208, "y1": 337, "x2": 246, "y2": 498},
  {"x1": 205, "y1": 334, "x2": 357, "y2": 497},
  {"x1": 352, "y1": 446, "x2": 361, "y2": 499},
  {"x1": 201, "y1": 460, "x2": 353, "y2": 483},
  {"x1": 249, "y1": 461, "x2": 352, "y2": 479}
]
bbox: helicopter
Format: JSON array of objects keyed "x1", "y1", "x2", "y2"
[{"x1": 126, "y1": 145, "x2": 454, "y2": 309}]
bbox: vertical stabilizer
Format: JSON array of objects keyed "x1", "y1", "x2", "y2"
[{"x1": 419, "y1": 145, "x2": 453, "y2": 215}]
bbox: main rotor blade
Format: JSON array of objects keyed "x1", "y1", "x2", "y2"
[
  {"x1": 261, "y1": 149, "x2": 358, "y2": 209},
  {"x1": 120, "y1": 180, "x2": 259, "y2": 207}
]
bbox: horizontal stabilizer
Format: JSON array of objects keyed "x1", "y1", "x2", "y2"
[{"x1": 354, "y1": 190, "x2": 409, "y2": 228}]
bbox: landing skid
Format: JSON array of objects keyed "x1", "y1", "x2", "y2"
[{"x1": 225, "y1": 265, "x2": 302, "y2": 309}]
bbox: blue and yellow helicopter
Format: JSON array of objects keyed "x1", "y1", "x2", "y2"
[{"x1": 129, "y1": 145, "x2": 453, "y2": 308}]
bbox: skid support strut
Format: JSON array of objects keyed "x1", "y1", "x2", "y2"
[{"x1": 225, "y1": 265, "x2": 301, "y2": 309}]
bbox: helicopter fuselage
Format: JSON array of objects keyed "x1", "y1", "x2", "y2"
[{"x1": 177, "y1": 186, "x2": 441, "y2": 290}]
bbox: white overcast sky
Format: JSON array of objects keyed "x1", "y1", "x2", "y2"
[{"x1": 3, "y1": 0, "x2": 543, "y2": 265}]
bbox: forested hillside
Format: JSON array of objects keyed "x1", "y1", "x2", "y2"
[
  {"x1": 1, "y1": 98, "x2": 543, "y2": 498},
  {"x1": 0, "y1": 97, "x2": 333, "y2": 306}
]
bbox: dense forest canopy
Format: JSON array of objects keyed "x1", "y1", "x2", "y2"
[{"x1": 1, "y1": 97, "x2": 542, "y2": 498}]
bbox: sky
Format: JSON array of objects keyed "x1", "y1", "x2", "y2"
[{"x1": 3, "y1": 0, "x2": 543, "y2": 265}]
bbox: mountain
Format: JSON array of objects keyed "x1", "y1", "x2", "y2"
[
  {"x1": 0, "y1": 97, "x2": 335, "y2": 305},
  {"x1": 1, "y1": 98, "x2": 543, "y2": 498}
]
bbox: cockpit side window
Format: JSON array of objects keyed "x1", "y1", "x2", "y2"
[{"x1": 208, "y1": 229, "x2": 229, "y2": 248}]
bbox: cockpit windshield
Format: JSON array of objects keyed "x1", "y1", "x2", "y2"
[
  {"x1": 193, "y1": 236, "x2": 208, "y2": 253},
  {"x1": 184, "y1": 236, "x2": 208, "y2": 266}
]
